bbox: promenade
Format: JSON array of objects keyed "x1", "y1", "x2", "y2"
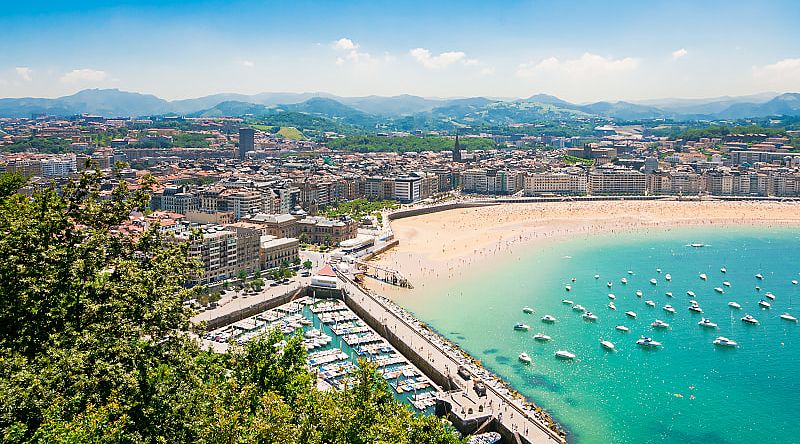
[{"x1": 338, "y1": 273, "x2": 566, "y2": 444}]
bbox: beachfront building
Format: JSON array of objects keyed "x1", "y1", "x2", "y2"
[
  {"x1": 460, "y1": 168, "x2": 524, "y2": 195},
  {"x1": 524, "y1": 172, "x2": 587, "y2": 196},
  {"x1": 647, "y1": 169, "x2": 705, "y2": 195},
  {"x1": 587, "y1": 167, "x2": 646, "y2": 195}
]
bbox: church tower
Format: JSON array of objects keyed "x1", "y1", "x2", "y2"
[{"x1": 453, "y1": 133, "x2": 462, "y2": 162}]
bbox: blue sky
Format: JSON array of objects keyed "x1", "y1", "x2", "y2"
[{"x1": 2, "y1": 0, "x2": 800, "y2": 102}]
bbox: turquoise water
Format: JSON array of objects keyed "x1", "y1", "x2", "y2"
[{"x1": 398, "y1": 227, "x2": 800, "y2": 443}]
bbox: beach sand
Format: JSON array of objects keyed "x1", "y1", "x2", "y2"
[{"x1": 365, "y1": 200, "x2": 800, "y2": 298}]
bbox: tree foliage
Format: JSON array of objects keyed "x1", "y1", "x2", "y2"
[{"x1": 0, "y1": 171, "x2": 463, "y2": 444}]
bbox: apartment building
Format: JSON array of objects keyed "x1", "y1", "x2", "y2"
[
  {"x1": 524, "y1": 172, "x2": 587, "y2": 196},
  {"x1": 260, "y1": 236, "x2": 300, "y2": 269},
  {"x1": 172, "y1": 225, "x2": 238, "y2": 285},
  {"x1": 587, "y1": 168, "x2": 646, "y2": 195}
]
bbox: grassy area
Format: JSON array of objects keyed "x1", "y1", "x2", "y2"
[
  {"x1": 277, "y1": 126, "x2": 305, "y2": 140},
  {"x1": 321, "y1": 199, "x2": 399, "y2": 220},
  {"x1": 564, "y1": 154, "x2": 594, "y2": 165}
]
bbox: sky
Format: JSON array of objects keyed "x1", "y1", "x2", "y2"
[{"x1": 2, "y1": 0, "x2": 800, "y2": 103}]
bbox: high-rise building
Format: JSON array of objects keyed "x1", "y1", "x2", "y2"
[{"x1": 238, "y1": 128, "x2": 255, "y2": 160}]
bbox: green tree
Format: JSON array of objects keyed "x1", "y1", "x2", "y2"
[{"x1": 303, "y1": 260, "x2": 313, "y2": 270}]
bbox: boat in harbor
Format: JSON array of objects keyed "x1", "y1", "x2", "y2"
[
  {"x1": 628, "y1": 270, "x2": 634, "y2": 275},
  {"x1": 651, "y1": 319, "x2": 670, "y2": 329},
  {"x1": 721, "y1": 267, "x2": 727, "y2": 273},
  {"x1": 759, "y1": 300, "x2": 771, "y2": 309},
  {"x1": 713, "y1": 336, "x2": 738, "y2": 347},
  {"x1": 723, "y1": 281, "x2": 731, "y2": 287},
  {"x1": 555, "y1": 350, "x2": 576, "y2": 360},
  {"x1": 621, "y1": 277, "x2": 628, "y2": 284},
  {"x1": 755, "y1": 273, "x2": 764, "y2": 280},
  {"x1": 687, "y1": 290, "x2": 696, "y2": 297},
  {"x1": 608, "y1": 302, "x2": 617, "y2": 310},
  {"x1": 728, "y1": 301, "x2": 742, "y2": 309},
  {"x1": 562, "y1": 299, "x2": 574, "y2": 304},
  {"x1": 594, "y1": 274, "x2": 600, "y2": 279},
  {"x1": 780, "y1": 313, "x2": 798, "y2": 322},
  {"x1": 699, "y1": 273, "x2": 708, "y2": 281},
  {"x1": 616, "y1": 325, "x2": 630, "y2": 332},
  {"x1": 689, "y1": 304, "x2": 703, "y2": 313},
  {"x1": 565, "y1": 284, "x2": 572, "y2": 292},
  {"x1": 689, "y1": 243, "x2": 705, "y2": 248},
  {"x1": 572, "y1": 304, "x2": 586, "y2": 312},
  {"x1": 663, "y1": 304, "x2": 676, "y2": 314},
  {"x1": 608, "y1": 293, "x2": 616, "y2": 300},
  {"x1": 665, "y1": 291, "x2": 673, "y2": 297},
  {"x1": 714, "y1": 287, "x2": 724, "y2": 293},
  {"x1": 741, "y1": 314, "x2": 759, "y2": 324},
  {"x1": 698, "y1": 318, "x2": 718, "y2": 328},
  {"x1": 656, "y1": 268, "x2": 662, "y2": 273},
  {"x1": 607, "y1": 282, "x2": 613, "y2": 288},
  {"x1": 665, "y1": 273, "x2": 672, "y2": 281},
  {"x1": 650, "y1": 278, "x2": 657, "y2": 285},
  {"x1": 600, "y1": 339, "x2": 615, "y2": 351},
  {"x1": 534, "y1": 333, "x2": 552, "y2": 341},
  {"x1": 637, "y1": 336, "x2": 662, "y2": 347},
  {"x1": 523, "y1": 306, "x2": 534, "y2": 314},
  {"x1": 514, "y1": 323, "x2": 531, "y2": 331},
  {"x1": 635, "y1": 290, "x2": 643, "y2": 297},
  {"x1": 793, "y1": 280, "x2": 799, "y2": 285},
  {"x1": 542, "y1": 315, "x2": 557, "y2": 323},
  {"x1": 583, "y1": 311, "x2": 598, "y2": 321},
  {"x1": 765, "y1": 292, "x2": 775, "y2": 300},
  {"x1": 645, "y1": 300, "x2": 656, "y2": 307},
  {"x1": 519, "y1": 352, "x2": 532, "y2": 363},
  {"x1": 625, "y1": 311, "x2": 637, "y2": 318}
]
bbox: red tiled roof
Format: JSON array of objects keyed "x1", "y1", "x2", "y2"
[{"x1": 316, "y1": 265, "x2": 337, "y2": 277}]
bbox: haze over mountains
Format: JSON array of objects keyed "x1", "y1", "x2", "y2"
[{"x1": 1, "y1": 88, "x2": 800, "y2": 123}]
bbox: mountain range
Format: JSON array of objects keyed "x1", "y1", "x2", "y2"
[{"x1": 2, "y1": 89, "x2": 800, "y2": 124}]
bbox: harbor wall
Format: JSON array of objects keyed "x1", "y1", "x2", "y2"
[
  {"x1": 202, "y1": 287, "x2": 306, "y2": 331},
  {"x1": 388, "y1": 202, "x2": 499, "y2": 221}
]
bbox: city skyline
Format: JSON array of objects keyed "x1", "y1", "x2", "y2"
[{"x1": 3, "y1": 0, "x2": 800, "y2": 102}]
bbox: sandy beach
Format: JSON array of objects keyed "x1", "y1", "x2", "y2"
[{"x1": 365, "y1": 200, "x2": 800, "y2": 297}]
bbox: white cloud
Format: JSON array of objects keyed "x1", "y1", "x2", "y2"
[
  {"x1": 752, "y1": 58, "x2": 800, "y2": 90},
  {"x1": 516, "y1": 53, "x2": 639, "y2": 78},
  {"x1": 409, "y1": 48, "x2": 474, "y2": 69},
  {"x1": 60, "y1": 68, "x2": 108, "y2": 83},
  {"x1": 15, "y1": 67, "x2": 33, "y2": 81},
  {"x1": 239, "y1": 59, "x2": 255, "y2": 68},
  {"x1": 332, "y1": 38, "x2": 358, "y2": 50},
  {"x1": 479, "y1": 67, "x2": 496, "y2": 76},
  {"x1": 672, "y1": 48, "x2": 688, "y2": 60}
]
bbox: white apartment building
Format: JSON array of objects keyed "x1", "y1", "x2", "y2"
[{"x1": 524, "y1": 172, "x2": 587, "y2": 196}]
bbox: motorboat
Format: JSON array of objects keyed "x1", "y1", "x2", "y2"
[
  {"x1": 519, "y1": 352, "x2": 532, "y2": 363},
  {"x1": 635, "y1": 290, "x2": 643, "y2": 297},
  {"x1": 650, "y1": 278, "x2": 658, "y2": 285},
  {"x1": 765, "y1": 292, "x2": 775, "y2": 300},
  {"x1": 713, "y1": 336, "x2": 738, "y2": 347},
  {"x1": 663, "y1": 304, "x2": 676, "y2": 314},
  {"x1": 608, "y1": 302, "x2": 617, "y2": 310},
  {"x1": 571, "y1": 277, "x2": 577, "y2": 282},
  {"x1": 755, "y1": 286, "x2": 761, "y2": 291},
  {"x1": 793, "y1": 280, "x2": 799, "y2": 285},
  {"x1": 687, "y1": 291, "x2": 696, "y2": 297},
  {"x1": 637, "y1": 336, "x2": 662, "y2": 347},
  {"x1": 723, "y1": 281, "x2": 731, "y2": 287},
  {"x1": 542, "y1": 315, "x2": 557, "y2": 323},
  {"x1": 621, "y1": 278, "x2": 628, "y2": 285},
  {"x1": 565, "y1": 285, "x2": 572, "y2": 292},
  {"x1": 780, "y1": 313, "x2": 798, "y2": 322},
  {"x1": 755, "y1": 273, "x2": 764, "y2": 280},
  {"x1": 594, "y1": 274, "x2": 600, "y2": 279},
  {"x1": 514, "y1": 323, "x2": 531, "y2": 331},
  {"x1": 583, "y1": 311, "x2": 598, "y2": 321},
  {"x1": 523, "y1": 306, "x2": 534, "y2": 314},
  {"x1": 689, "y1": 304, "x2": 703, "y2": 313},
  {"x1": 534, "y1": 333, "x2": 552, "y2": 341},
  {"x1": 615, "y1": 325, "x2": 630, "y2": 332},
  {"x1": 714, "y1": 287, "x2": 724, "y2": 294},
  {"x1": 562, "y1": 299, "x2": 574, "y2": 304},
  {"x1": 608, "y1": 293, "x2": 616, "y2": 300},
  {"x1": 625, "y1": 311, "x2": 637, "y2": 318},
  {"x1": 689, "y1": 243, "x2": 705, "y2": 248},
  {"x1": 759, "y1": 300, "x2": 771, "y2": 309},
  {"x1": 628, "y1": 270, "x2": 634, "y2": 275},
  {"x1": 665, "y1": 292, "x2": 673, "y2": 297},
  {"x1": 665, "y1": 273, "x2": 672, "y2": 281},
  {"x1": 698, "y1": 318, "x2": 718, "y2": 328},
  {"x1": 741, "y1": 314, "x2": 759, "y2": 324},
  {"x1": 699, "y1": 273, "x2": 708, "y2": 281},
  {"x1": 651, "y1": 319, "x2": 670, "y2": 329},
  {"x1": 572, "y1": 304, "x2": 586, "y2": 312},
  {"x1": 656, "y1": 268, "x2": 662, "y2": 273},
  {"x1": 720, "y1": 267, "x2": 727, "y2": 273},
  {"x1": 728, "y1": 301, "x2": 742, "y2": 309},
  {"x1": 600, "y1": 339, "x2": 616, "y2": 351},
  {"x1": 607, "y1": 282, "x2": 613, "y2": 288},
  {"x1": 645, "y1": 300, "x2": 656, "y2": 307},
  {"x1": 555, "y1": 350, "x2": 576, "y2": 360}
]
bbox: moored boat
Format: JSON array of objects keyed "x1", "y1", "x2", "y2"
[
  {"x1": 713, "y1": 336, "x2": 738, "y2": 347},
  {"x1": 514, "y1": 323, "x2": 531, "y2": 331},
  {"x1": 600, "y1": 339, "x2": 615, "y2": 351},
  {"x1": 523, "y1": 306, "x2": 534, "y2": 314},
  {"x1": 650, "y1": 278, "x2": 657, "y2": 285},
  {"x1": 714, "y1": 287, "x2": 724, "y2": 294},
  {"x1": 699, "y1": 273, "x2": 708, "y2": 281},
  {"x1": 572, "y1": 304, "x2": 586, "y2": 312},
  {"x1": 780, "y1": 313, "x2": 798, "y2": 322},
  {"x1": 698, "y1": 317, "x2": 718, "y2": 328},
  {"x1": 519, "y1": 352, "x2": 532, "y2": 363},
  {"x1": 534, "y1": 332, "x2": 552, "y2": 341},
  {"x1": 758, "y1": 300, "x2": 771, "y2": 309},
  {"x1": 741, "y1": 314, "x2": 759, "y2": 324},
  {"x1": 608, "y1": 293, "x2": 616, "y2": 300},
  {"x1": 645, "y1": 300, "x2": 656, "y2": 307},
  {"x1": 636, "y1": 336, "x2": 662, "y2": 347},
  {"x1": 663, "y1": 304, "x2": 676, "y2": 314},
  {"x1": 625, "y1": 311, "x2": 637, "y2": 318},
  {"x1": 728, "y1": 301, "x2": 742, "y2": 309},
  {"x1": 583, "y1": 311, "x2": 598, "y2": 321},
  {"x1": 651, "y1": 319, "x2": 670, "y2": 329},
  {"x1": 615, "y1": 325, "x2": 630, "y2": 332},
  {"x1": 561, "y1": 299, "x2": 573, "y2": 304},
  {"x1": 555, "y1": 350, "x2": 576, "y2": 360},
  {"x1": 665, "y1": 273, "x2": 672, "y2": 281},
  {"x1": 542, "y1": 315, "x2": 556, "y2": 323},
  {"x1": 608, "y1": 302, "x2": 617, "y2": 310}
]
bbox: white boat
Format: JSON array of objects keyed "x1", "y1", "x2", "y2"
[
  {"x1": 615, "y1": 325, "x2": 630, "y2": 332},
  {"x1": 608, "y1": 302, "x2": 617, "y2": 310},
  {"x1": 793, "y1": 280, "x2": 799, "y2": 285},
  {"x1": 714, "y1": 287, "x2": 724, "y2": 294},
  {"x1": 542, "y1": 315, "x2": 556, "y2": 323},
  {"x1": 514, "y1": 323, "x2": 531, "y2": 331},
  {"x1": 663, "y1": 305, "x2": 676, "y2": 314},
  {"x1": 651, "y1": 319, "x2": 670, "y2": 329},
  {"x1": 555, "y1": 350, "x2": 576, "y2": 360},
  {"x1": 645, "y1": 300, "x2": 656, "y2": 307},
  {"x1": 720, "y1": 267, "x2": 727, "y2": 273},
  {"x1": 741, "y1": 314, "x2": 759, "y2": 324},
  {"x1": 698, "y1": 318, "x2": 718, "y2": 328},
  {"x1": 534, "y1": 333, "x2": 552, "y2": 341},
  {"x1": 699, "y1": 273, "x2": 708, "y2": 281},
  {"x1": 755, "y1": 273, "x2": 764, "y2": 280},
  {"x1": 689, "y1": 305, "x2": 703, "y2": 313},
  {"x1": 562, "y1": 299, "x2": 574, "y2": 304},
  {"x1": 519, "y1": 352, "x2": 532, "y2": 363},
  {"x1": 565, "y1": 285, "x2": 572, "y2": 292},
  {"x1": 780, "y1": 313, "x2": 798, "y2": 322},
  {"x1": 713, "y1": 336, "x2": 738, "y2": 347},
  {"x1": 656, "y1": 268, "x2": 662, "y2": 273},
  {"x1": 765, "y1": 292, "x2": 775, "y2": 300},
  {"x1": 583, "y1": 311, "x2": 598, "y2": 321},
  {"x1": 628, "y1": 270, "x2": 634, "y2": 275},
  {"x1": 689, "y1": 243, "x2": 705, "y2": 248},
  {"x1": 594, "y1": 274, "x2": 600, "y2": 279},
  {"x1": 728, "y1": 301, "x2": 742, "y2": 309},
  {"x1": 608, "y1": 293, "x2": 616, "y2": 300},
  {"x1": 723, "y1": 281, "x2": 731, "y2": 287},
  {"x1": 758, "y1": 300, "x2": 771, "y2": 309},
  {"x1": 687, "y1": 291, "x2": 696, "y2": 297},
  {"x1": 523, "y1": 306, "x2": 534, "y2": 314},
  {"x1": 649, "y1": 278, "x2": 657, "y2": 285},
  {"x1": 665, "y1": 292, "x2": 673, "y2": 297},
  {"x1": 607, "y1": 282, "x2": 613, "y2": 288},
  {"x1": 571, "y1": 277, "x2": 577, "y2": 282},
  {"x1": 572, "y1": 304, "x2": 586, "y2": 312},
  {"x1": 755, "y1": 286, "x2": 761, "y2": 291},
  {"x1": 625, "y1": 311, "x2": 637, "y2": 318},
  {"x1": 621, "y1": 278, "x2": 628, "y2": 284},
  {"x1": 635, "y1": 290, "x2": 643, "y2": 297},
  {"x1": 600, "y1": 339, "x2": 616, "y2": 351},
  {"x1": 665, "y1": 273, "x2": 672, "y2": 281},
  {"x1": 637, "y1": 336, "x2": 662, "y2": 347}
]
